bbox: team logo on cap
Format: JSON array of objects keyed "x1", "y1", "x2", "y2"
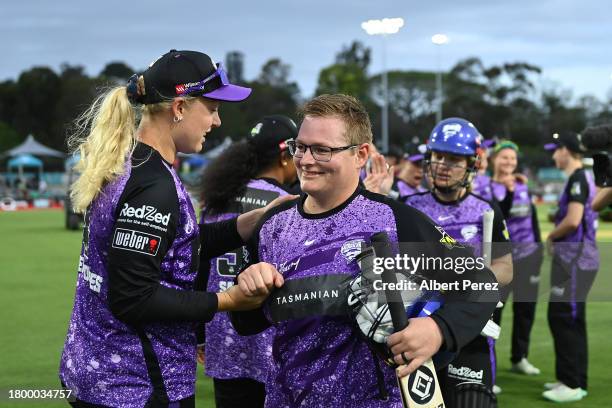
[{"x1": 251, "y1": 123, "x2": 263, "y2": 137}]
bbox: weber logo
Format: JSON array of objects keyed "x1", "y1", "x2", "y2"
[
  {"x1": 112, "y1": 228, "x2": 161, "y2": 256},
  {"x1": 447, "y1": 363, "x2": 483, "y2": 381},
  {"x1": 120, "y1": 203, "x2": 171, "y2": 226}
]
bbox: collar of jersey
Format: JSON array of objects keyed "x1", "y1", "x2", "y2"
[
  {"x1": 297, "y1": 184, "x2": 362, "y2": 219},
  {"x1": 133, "y1": 142, "x2": 173, "y2": 167},
  {"x1": 430, "y1": 189, "x2": 472, "y2": 206}
]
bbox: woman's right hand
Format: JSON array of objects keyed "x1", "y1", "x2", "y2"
[{"x1": 217, "y1": 262, "x2": 284, "y2": 311}]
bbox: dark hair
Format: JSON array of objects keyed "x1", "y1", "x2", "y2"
[{"x1": 199, "y1": 140, "x2": 289, "y2": 216}]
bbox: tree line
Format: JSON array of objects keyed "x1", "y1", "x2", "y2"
[{"x1": 1, "y1": 41, "x2": 611, "y2": 168}]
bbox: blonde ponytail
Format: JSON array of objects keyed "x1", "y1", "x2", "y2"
[{"x1": 68, "y1": 87, "x2": 136, "y2": 213}]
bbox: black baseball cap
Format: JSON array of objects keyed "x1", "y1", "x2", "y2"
[
  {"x1": 249, "y1": 115, "x2": 298, "y2": 152},
  {"x1": 404, "y1": 143, "x2": 427, "y2": 162},
  {"x1": 544, "y1": 131, "x2": 586, "y2": 153},
  {"x1": 137, "y1": 49, "x2": 251, "y2": 104}
]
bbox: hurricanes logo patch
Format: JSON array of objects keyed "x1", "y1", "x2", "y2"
[
  {"x1": 341, "y1": 239, "x2": 365, "y2": 262},
  {"x1": 571, "y1": 181, "x2": 581, "y2": 196},
  {"x1": 461, "y1": 225, "x2": 478, "y2": 241}
]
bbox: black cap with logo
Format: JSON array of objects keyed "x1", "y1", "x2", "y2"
[
  {"x1": 544, "y1": 131, "x2": 587, "y2": 154},
  {"x1": 127, "y1": 49, "x2": 251, "y2": 105},
  {"x1": 248, "y1": 115, "x2": 298, "y2": 153}
]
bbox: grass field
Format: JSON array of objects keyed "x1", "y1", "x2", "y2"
[{"x1": 0, "y1": 207, "x2": 610, "y2": 407}]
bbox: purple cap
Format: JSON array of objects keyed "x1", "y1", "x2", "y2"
[
  {"x1": 544, "y1": 143, "x2": 558, "y2": 151},
  {"x1": 482, "y1": 139, "x2": 496, "y2": 149},
  {"x1": 203, "y1": 84, "x2": 252, "y2": 102},
  {"x1": 405, "y1": 143, "x2": 427, "y2": 162}
]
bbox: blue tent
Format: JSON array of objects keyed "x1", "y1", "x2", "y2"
[
  {"x1": 8, "y1": 154, "x2": 43, "y2": 169},
  {"x1": 7, "y1": 154, "x2": 43, "y2": 183}
]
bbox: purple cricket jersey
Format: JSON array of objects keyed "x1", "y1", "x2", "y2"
[
  {"x1": 255, "y1": 191, "x2": 403, "y2": 407},
  {"x1": 404, "y1": 192, "x2": 509, "y2": 258},
  {"x1": 60, "y1": 144, "x2": 201, "y2": 407},
  {"x1": 201, "y1": 178, "x2": 288, "y2": 383},
  {"x1": 491, "y1": 181, "x2": 539, "y2": 260},
  {"x1": 396, "y1": 179, "x2": 425, "y2": 197},
  {"x1": 554, "y1": 169, "x2": 599, "y2": 270},
  {"x1": 231, "y1": 188, "x2": 501, "y2": 407},
  {"x1": 472, "y1": 174, "x2": 492, "y2": 201}
]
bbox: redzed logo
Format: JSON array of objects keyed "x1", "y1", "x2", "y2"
[{"x1": 175, "y1": 84, "x2": 186, "y2": 94}]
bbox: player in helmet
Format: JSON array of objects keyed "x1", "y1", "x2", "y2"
[{"x1": 404, "y1": 117, "x2": 513, "y2": 406}]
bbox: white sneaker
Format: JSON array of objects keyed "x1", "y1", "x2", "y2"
[
  {"x1": 544, "y1": 381, "x2": 562, "y2": 390},
  {"x1": 493, "y1": 384, "x2": 502, "y2": 394},
  {"x1": 542, "y1": 384, "x2": 586, "y2": 402},
  {"x1": 544, "y1": 382, "x2": 588, "y2": 396},
  {"x1": 511, "y1": 358, "x2": 541, "y2": 375}
]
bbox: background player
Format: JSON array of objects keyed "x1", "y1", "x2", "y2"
[
  {"x1": 489, "y1": 140, "x2": 543, "y2": 377},
  {"x1": 542, "y1": 131, "x2": 599, "y2": 402},
  {"x1": 197, "y1": 115, "x2": 297, "y2": 407},
  {"x1": 396, "y1": 142, "x2": 427, "y2": 196},
  {"x1": 404, "y1": 117, "x2": 512, "y2": 406}
]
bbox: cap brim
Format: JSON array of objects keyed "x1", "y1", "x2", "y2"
[
  {"x1": 203, "y1": 84, "x2": 252, "y2": 102},
  {"x1": 408, "y1": 154, "x2": 424, "y2": 162},
  {"x1": 482, "y1": 139, "x2": 496, "y2": 148},
  {"x1": 544, "y1": 143, "x2": 558, "y2": 151}
]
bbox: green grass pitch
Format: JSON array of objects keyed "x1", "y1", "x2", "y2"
[{"x1": 0, "y1": 207, "x2": 610, "y2": 407}]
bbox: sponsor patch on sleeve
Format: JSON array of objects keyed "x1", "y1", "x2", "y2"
[
  {"x1": 112, "y1": 228, "x2": 161, "y2": 256},
  {"x1": 435, "y1": 225, "x2": 462, "y2": 249}
]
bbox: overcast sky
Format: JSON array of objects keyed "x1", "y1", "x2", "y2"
[{"x1": 2, "y1": 0, "x2": 611, "y2": 102}]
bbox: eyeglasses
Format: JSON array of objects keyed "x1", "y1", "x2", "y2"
[
  {"x1": 177, "y1": 63, "x2": 230, "y2": 96},
  {"x1": 285, "y1": 139, "x2": 358, "y2": 162}
]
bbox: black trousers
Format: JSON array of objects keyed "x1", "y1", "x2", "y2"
[
  {"x1": 439, "y1": 335, "x2": 493, "y2": 408},
  {"x1": 213, "y1": 377, "x2": 265, "y2": 408},
  {"x1": 493, "y1": 249, "x2": 543, "y2": 363},
  {"x1": 547, "y1": 255, "x2": 597, "y2": 390}
]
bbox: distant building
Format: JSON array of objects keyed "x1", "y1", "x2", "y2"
[{"x1": 225, "y1": 51, "x2": 245, "y2": 83}]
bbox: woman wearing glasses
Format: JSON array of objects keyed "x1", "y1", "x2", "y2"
[
  {"x1": 59, "y1": 50, "x2": 287, "y2": 408},
  {"x1": 197, "y1": 115, "x2": 297, "y2": 408},
  {"x1": 230, "y1": 96, "x2": 498, "y2": 407},
  {"x1": 403, "y1": 118, "x2": 512, "y2": 406}
]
